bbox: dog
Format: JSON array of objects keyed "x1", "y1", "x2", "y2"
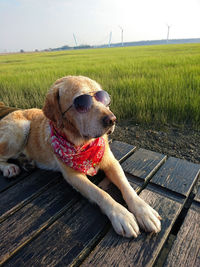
[
  {"x1": 0, "y1": 76, "x2": 161, "y2": 238},
  {"x1": 0, "y1": 102, "x2": 19, "y2": 120}
]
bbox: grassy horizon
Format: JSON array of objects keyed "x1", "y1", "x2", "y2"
[{"x1": 0, "y1": 43, "x2": 200, "y2": 127}]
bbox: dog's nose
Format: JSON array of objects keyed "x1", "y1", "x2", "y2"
[{"x1": 102, "y1": 114, "x2": 116, "y2": 127}]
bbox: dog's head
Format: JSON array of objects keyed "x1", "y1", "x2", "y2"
[{"x1": 43, "y1": 76, "x2": 116, "y2": 145}]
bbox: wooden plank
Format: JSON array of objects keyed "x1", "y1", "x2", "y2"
[
  {"x1": 4, "y1": 199, "x2": 109, "y2": 266},
  {"x1": 121, "y1": 148, "x2": 166, "y2": 182},
  {"x1": 164, "y1": 203, "x2": 200, "y2": 267},
  {"x1": 0, "y1": 180, "x2": 79, "y2": 265},
  {"x1": 0, "y1": 169, "x2": 61, "y2": 221},
  {"x1": 81, "y1": 185, "x2": 184, "y2": 267},
  {"x1": 0, "y1": 169, "x2": 34, "y2": 193},
  {"x1": 4, "y1": 180, "x2": 141, "y2": 267},
  {"x1": 151, "y1": 157, "x2": 200, "y2": 197},
  {"x1": 109, "y1": 141, "x2": 136, "y2": 162},
  {"x1": 194, "y1": 185, "x2": 200, "y2": 203}
]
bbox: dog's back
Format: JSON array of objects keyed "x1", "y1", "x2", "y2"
[{"x1": 0, "y1": 102, "x2": 19, "y2": 120}]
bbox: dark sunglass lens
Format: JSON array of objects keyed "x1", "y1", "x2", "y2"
[
  {"x1": 95, "y1": 91, "x2": 110, "y2": 106},
  {"x1": 74, "y1": 94, "x2": 92, "y2": 113}
]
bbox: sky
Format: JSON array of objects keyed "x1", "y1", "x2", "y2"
[{"x1": 0, "y1": 0, "x2": 199, "y2": 52}]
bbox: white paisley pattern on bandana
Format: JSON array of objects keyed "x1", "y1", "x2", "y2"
[{"x1": 49, "y1": 122, "x2": 105, "y2": 176}]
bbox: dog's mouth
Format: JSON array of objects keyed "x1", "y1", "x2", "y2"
[
  {"x1": 83, "y1": 124, "x2": 115, "y2": 140},
  {"x1": 106, "y1": 124, "x2": 115, "y2": 135},
  {"x1": 82, "y1": 114, "x2": 116, "y2": 140},
  {"x1": 107, "y1": 129, "x2": 113, "y2": 135}
]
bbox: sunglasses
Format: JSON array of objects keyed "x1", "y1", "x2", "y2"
[{"x1": 62, "y1": 90, "x2": 111, "y2": 115}]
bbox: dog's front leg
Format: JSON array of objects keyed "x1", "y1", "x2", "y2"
[
  {"x1": 101, "y1": 148, "x2": 161, "y2": 233},
  {"x1": 58, "y1": 160, "x2": 140, "y2": 238}
]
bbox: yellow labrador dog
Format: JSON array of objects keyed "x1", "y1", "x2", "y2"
[{"x1": 0, "y1": 76, "x2": 161, "y2": 238}]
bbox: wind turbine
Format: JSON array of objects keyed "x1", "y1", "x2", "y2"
[
  {"x1": 118, "y1": 26, "x2": 124, "y2": 47},
  {"x1": 166, "y1": 24, "x2": 171, "y2": 43},
  {"x1": 73, "y1": 33, "x2": 78, "y2": 47},
  {"x1": 108, "y1": 31, "x2": 112, "y2": 47}
]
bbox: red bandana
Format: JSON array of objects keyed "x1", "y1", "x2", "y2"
[{"x1": 49, "y1": 122, "x2": 105, "y2": 176}]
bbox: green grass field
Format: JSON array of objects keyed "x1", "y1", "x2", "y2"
[{"x1": 0, "y1": 44, "x2": 200, "y2": 127}]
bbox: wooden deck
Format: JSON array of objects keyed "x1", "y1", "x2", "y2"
[{"x1": 0, "y1": 141, "x2": 199, "y2": 267}]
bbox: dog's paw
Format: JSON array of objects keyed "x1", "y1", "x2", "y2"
[
  {"x1": 130, "y1": 197, "x2": 161, "y2": 233},
  {"x1": 109, "y1": 203, "x2": 140, "y2": 238},
  {"x1": 3, "y1": 164, "x2": 21, "y2": 178}
]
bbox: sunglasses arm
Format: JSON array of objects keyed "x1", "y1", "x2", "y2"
[{"x1": 62, "y1": 106, "x2": 72, "y2": 117}]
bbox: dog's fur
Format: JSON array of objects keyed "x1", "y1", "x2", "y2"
[{"x1": 0, "y1": 76, "x2": 161, "y2": 237}]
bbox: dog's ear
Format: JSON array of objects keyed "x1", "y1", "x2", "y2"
[{"x1": 42, "y1": 86, "x2": 63, "y2": 128}]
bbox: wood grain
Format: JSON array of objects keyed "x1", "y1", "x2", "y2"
[
  {"x1": 151, "y1": 157, "x2": 200, "y2": 197},
  {"x1": 0, "y1": 180, "x2": 79, "y2": 264},
  {"x1": 121, "y1": 148, "x2": 166, "y2": 182},
  {"x1": 0, "y1": 169, "x2": 33, "y2": 193},
  {"x1": 164, "y1": 203, "x2": 200, "y2": 267},
  {"x1": 0, "y1": 169, "x2": 61, "y2": 219},
  {"x1": 82, "y1": 185, "x2": 184, "y2": 267},
  {"x1": 109, "y1": 140, "x2": 136, "y2": 162},
  {"x1": 194, "y1": 185, "x2": 200, "y2": 203},
  {"x1": 5, "y1": 179, "x2": 142, "y2": 267},
  {"x1": 4, "y1": 199, "x2": 109, "y2": 266}
]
